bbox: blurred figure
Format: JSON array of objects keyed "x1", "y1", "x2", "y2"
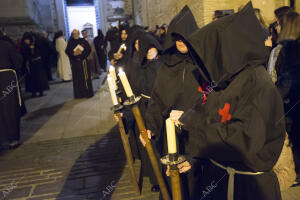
[
  {"x1": 106, "y1": 24, "x2": 121, "y2": 64},
  {"x1": 94, "y1": 29, "x2": 107, "y2": 72},
  {"x1": 21, "y1": 32, "x2": 49, "y2": 97},
  {"x1": 55, "y1": 31, "x2": 72, "y2": 81},
  {"x1": 37, "y1": 31, "x2": 56, "y2": 81},
  {"x1": 158, "y1": 26, "x2": 167, "y2": 45},
  {"x1": 65, "y1": 29, "x2": 93, "y2": 99},
  {"x1": 275, "y1": 12, "x2": 300, "y2": 156},
  {"x1": 82, "y1": 29, "x2": 101, "y2": 78},
  {"x1": 0, "y1": 36, "x2": 23, "y2": 149}
]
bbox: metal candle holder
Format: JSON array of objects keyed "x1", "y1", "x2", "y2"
[
  {"x1": 124, "y1": 95, "x2": 141, "y2": 106},
  {"x1": 111, "y1": 104, "x2": 124, "y2": 112},
  {"x1": 160, "y1": 153, "x2": 186, "y2": 166}
]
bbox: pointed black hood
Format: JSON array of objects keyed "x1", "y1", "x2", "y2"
[
  {"x1": 187, "y1": 2, "x2": 269, "y2": 86},
  {"x1": 163, "y1": 5, "x2": 198, "y2": 52},
  {"x1": 139, "y1": 32, "x2": 162, "y2": 64}
]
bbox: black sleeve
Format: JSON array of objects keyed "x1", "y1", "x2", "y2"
[{"x1": 180, "y1": 85, "x2": 285, "y2": 172}]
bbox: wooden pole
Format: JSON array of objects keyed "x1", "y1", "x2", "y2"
[
  {"x1": 131, "y1": 105, "x2": 171, "y2": 200},
  {"x1": 170, "y1": 166, "x2": 182, "y2": 200},
  {"x1": 116, "y1": 112, "x2": 140, "y2": 195}
]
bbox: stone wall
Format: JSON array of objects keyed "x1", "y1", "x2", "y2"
[
  {"x1": 0, "y1": 0, "x2": 59, "y2": 41},
  {"x1": 133, "y1": 0, "x2": 291, "y2": 28}
]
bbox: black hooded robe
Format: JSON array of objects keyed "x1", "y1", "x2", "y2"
[
  {"x1": 22, "y1": 40, "x2": 50, "y2": 94},
  {"x1": 130, "y1": 32, "x2": 164, "y2": 186},
  {"x1": 179, "y1": 3, "x2": 285, "y2": 199},
  {"x1": 145, "y1": 5, "x2": 203, "y2": 199},
  {"x1": 65, "y1": 38, "x2": 93, "y2": 99},
  {"x1": 0, "y1": 40, "x2": 23, "y2": 147},
  {"x1": 94, "y1": 34, "x2": 107, "y2": 72}
]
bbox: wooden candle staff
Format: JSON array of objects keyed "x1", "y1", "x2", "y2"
[
  {"x1": 118, "y1": 68, "x2": 171, "y2": 200},
  {"x1": 107, "y1": 75, "x2": 140, "y2": 195}
]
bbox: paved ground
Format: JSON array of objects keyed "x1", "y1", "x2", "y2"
[
  {"x1": 0, "y1": 73, "x2": 299, "y2": 200},
  {"x1": 0, "y1": 74, "x2": 158, "y2": 200}
]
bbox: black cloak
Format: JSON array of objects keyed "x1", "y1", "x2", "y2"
[
  {"x1": 65, "y1": 38, "x2": 93, "y2": 98},
  {"x1": 145, "y1": 5, "x2": 201, "y2": 199},
  {"x1": 179, "y1": 2, "x2": 285, "y2": 199},
  {"x1": 0, "y1": 40, "x2": 23, "y2": 146},
  {"x1": 275, "y1": 38, "x2": 300, "y2": 150}
]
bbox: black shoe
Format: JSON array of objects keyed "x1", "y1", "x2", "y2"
[
  {"x1": 39, "y1": 92, "x2": 44, "y2": 97},
  {"x1": 151, "y1": 185, "x2": 160, "y2": 192}
]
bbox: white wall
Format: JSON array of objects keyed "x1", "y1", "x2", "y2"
[{"x1": 67, "y1": 6, "x2": 97, "y2": 38}]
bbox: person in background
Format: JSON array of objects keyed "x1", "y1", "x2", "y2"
[
  {"x1": 0, "y1": 36, "x2": 23, "y2": 150},
  {"x1": 158, "y1": 26, "x2": 167, "y2": 45},
  {"x1": 65, "y1": 29, "x2": 93, "y2": 99},
  {"x1": 94, "y1": 29, "x2": 107, "y2": 72},
  {"x1": 21, "y1": 32, "x2": 49, "y2": 97},
  {"x1": 38, "y1": 31, "x2": 56, "y2": 81},
  {"x1": 275, "y1": 11, "x2": 300, "y2": 178},
  {"x1": 55, "y1": 30, "x2": 72, "y2": 81},
  {"x1": 82, "y1": 29, "x2": 101, "y2": 78},
  {"x1": 106, "y1": 22, "x2": 121, "y2": 66}
]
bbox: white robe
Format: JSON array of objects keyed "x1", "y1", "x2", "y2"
[{"x1": 56, "y1": 37, "x2": 72, "y2": 81}]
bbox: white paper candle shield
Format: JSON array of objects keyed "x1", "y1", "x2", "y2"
[
  {"x1": 107, "y1": 75, "x2": 119, "y2": 106},
  {"x1": 166, "y1": 118, "x2": 177, "y2": 154},
  {"x1": 118, "y1": 68, "x2": 134, "y2": 97}
]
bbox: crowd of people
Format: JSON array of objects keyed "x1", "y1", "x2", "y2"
[
  {"x1": 108, "y1": 2, "x2": 300, "y2": 200},
  {"x1": 0, "y1": 27, "x2": 108, "y2": 149},
  {"x1": 1, "y1": 1, "x2": 300, "y2": 199}
]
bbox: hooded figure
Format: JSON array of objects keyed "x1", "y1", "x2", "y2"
[
  {"x1": 145, "y1": 5, "x2": 203, "y2": 199},
  {"x1": 177, "y1": 2, "x2": 285, "y2": 199},
  {"x1": 135, "y1": 32, "x2": 163, "y2": 191}
]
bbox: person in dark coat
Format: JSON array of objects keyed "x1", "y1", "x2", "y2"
[
  {"x1": 94, "y1": 29, "x2": 108, "y2": 72},
  {"x1": 0, "y1": 39, "x2": 23, "y2": 149},
  {"x1": 275, "y1": 12, "x2": 300, "y2": 175},
  {"x1": 169, "y1": 3, "x2": 285, "y2": 200},
  {"x1": 135, "y1": 32, "x2": 163, "y2": 192},
  {"x1": 21, "y1": 33, "x2": 49, "y2": 97},
  {"x1": 144, "y1": 5, "x2": 202, "y2": 199},
  {"x1": 106, "y1": 26, "x2": 120, "y2": 64},
  {"x1": 113, "y1": 27, "x2": 129, "y2": 68},
  {"x1": 37, "y1": 31, "x2": 57, "y2": 81},
  {"x1": 65, "y1": 29, "x2": 93, "y2": 99}
]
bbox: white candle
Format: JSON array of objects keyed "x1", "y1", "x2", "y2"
[
  {"x1": 118, "y1": 68, "x2": 134, "y2": 97},
  {"x1": 109, "y1": 65, "x2": 117, "y2": 82},
  {"x1": 166, "y1": 118, "x2": 177, "y2": 154},
  {"x1": 107, "y1": 75, "x2": 119, "y2": 106}
]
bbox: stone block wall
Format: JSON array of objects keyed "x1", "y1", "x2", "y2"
[{"x1": 133, "y1": 0, "x2": 291, "y2": 28}]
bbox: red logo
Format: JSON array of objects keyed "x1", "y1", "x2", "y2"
[{"x1": 218, "y1": 102, "x2": 232, "y2": 123}]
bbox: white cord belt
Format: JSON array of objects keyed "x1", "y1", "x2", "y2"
[{"x1": 210, "y1": 159, "x2": 264, "y2": 200}]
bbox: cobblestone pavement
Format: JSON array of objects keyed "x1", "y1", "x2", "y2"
[{"x1": 0, "y1": 74, "x2": 298, "y2": 200}]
